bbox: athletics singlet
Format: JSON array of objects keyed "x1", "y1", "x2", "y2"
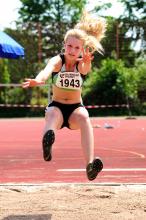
[{"x1": 52, "y1": 54, "x2": 85, "y2": 91}]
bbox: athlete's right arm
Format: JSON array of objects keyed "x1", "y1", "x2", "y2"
[{"x1": 22, "y1": 55, "x2": 61, "y2": 88}]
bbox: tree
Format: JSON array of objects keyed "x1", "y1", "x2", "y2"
[
  {"x1": 0, "y1": 59, "x2": 10, "y2": 84},
  {"x1": 135, "y1": 55, "x2": 146, "y2": 102},
  {"x1": 118, "y1": 0, "x2": 146, "y2": 56},
  {"x1": 18, "y1": 0, "x2": 87, "y2": 60},
  {"x1": 5, "y1": 28, "x2": 39, "y2": 82},
  {"x1": 83, "y1": 58, "x2": 139, "y2": 105},
  {"x1": 1, "y1": 28, "x2": 40, "y2": 106},
  {"x1": 119, "y1": 0, "x2": 146, "y2": 20},
  {"x1": 92, "y1": 0, "x2": 146, "y2": 66}
]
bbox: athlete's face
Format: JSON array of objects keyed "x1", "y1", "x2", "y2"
[{"x1": 64, "y1": 36, "x2": 83, "y2": 60}]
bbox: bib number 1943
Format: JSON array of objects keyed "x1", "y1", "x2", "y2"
[{"x1": 60, "y1": 78, "x2": 80, "y2": 88}]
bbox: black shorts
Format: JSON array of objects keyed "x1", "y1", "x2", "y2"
[{"x1": 46, "y1": 101, "x2": 84, "y2": 128}]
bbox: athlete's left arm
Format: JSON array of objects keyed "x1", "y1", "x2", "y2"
[{"x1": 77, "y1": 47, "x2": 94, "y2": 75}]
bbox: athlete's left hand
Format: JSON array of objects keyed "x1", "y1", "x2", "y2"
[{"x1": 77, "y1": 47, "x2": 94, "y2": 63}]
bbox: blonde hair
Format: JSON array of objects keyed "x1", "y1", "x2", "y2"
[{"x1": 64, "y1": 11, "x2": 106, "y2": 54}]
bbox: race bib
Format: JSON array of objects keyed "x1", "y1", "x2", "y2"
[{"x1": 54, "y1": 72, "x2": 83, "y2": 90}]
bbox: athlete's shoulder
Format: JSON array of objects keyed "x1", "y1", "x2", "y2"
[
  {"x1": 48, "y1": 54, "x2": 62, "y2": 71},
  {"x1": 48, "y1": 54, "x2": 61, "y2": 65}
]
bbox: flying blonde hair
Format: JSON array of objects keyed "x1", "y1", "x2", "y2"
[{"x1": 64, "y1": 11, "x2": 106, "y2": 54}]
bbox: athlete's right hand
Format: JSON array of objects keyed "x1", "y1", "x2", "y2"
[{"x1": 22, "y1": 78, "x2": 45, "y2": 88}]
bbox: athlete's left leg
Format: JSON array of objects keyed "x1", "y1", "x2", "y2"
[
  {"x1": 68, "y1": 107, "x2": 94, "y2": 164},
  {"x1": 68, "y1": 107, "x2": 103, "y2": 180}
]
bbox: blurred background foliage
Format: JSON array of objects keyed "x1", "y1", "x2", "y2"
[{"x1": 0, "y1": 0, "x2": 146, "y2": 117}]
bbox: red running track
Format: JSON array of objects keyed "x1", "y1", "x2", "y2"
[{"x1": 0, "y1": 117, "x2": 146, "y2": 184}]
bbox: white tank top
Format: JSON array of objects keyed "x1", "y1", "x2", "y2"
[{"x1": 53, "y1": 64, "x2": 83, "y2": 91}]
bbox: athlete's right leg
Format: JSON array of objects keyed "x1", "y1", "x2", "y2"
[
  {"x1": 43, "y1": 107, "x2": 63, "y2": 161},
  {"x1": 44, "y1": 106, "x2": 63, "y2": 134}
]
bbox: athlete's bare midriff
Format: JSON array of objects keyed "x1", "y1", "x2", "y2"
[{"x1": 52, "y1": 85, "x2": 82, "y2": 104}]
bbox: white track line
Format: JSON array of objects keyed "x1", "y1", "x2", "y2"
[{"x1": 57, "y1": 168, "x2": 146, "y2": 172}]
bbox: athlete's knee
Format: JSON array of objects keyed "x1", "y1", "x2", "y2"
[
  {"x1": 45, "y1": 108, "x2": 60, "y2": 121},
  {"x1": 76, "y1": 111, "x2": 90, "y2": 124}
]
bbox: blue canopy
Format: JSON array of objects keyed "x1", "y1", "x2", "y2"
[{"x1": 0, "y1": 30, "x2": 24, "y2": 59}]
